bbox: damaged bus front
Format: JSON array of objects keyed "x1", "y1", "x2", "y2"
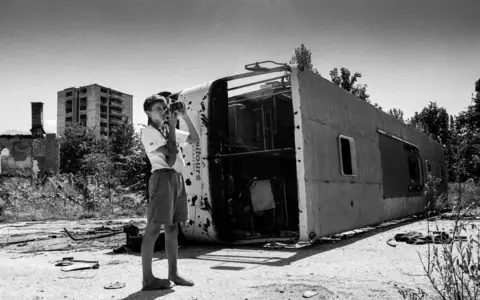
[{"x1": 175, "y1": 61, "x2": 305, "y2": 244}]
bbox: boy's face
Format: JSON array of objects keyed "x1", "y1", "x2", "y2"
[{"x1": 147, "y1": 101, "x2": 168, "y2": 124}]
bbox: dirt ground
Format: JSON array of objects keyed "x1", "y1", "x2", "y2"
[{"x1": 0, "y1": 216, "x2": 476, "y2": 300}]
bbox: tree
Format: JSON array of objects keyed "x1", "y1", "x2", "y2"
[
  {"x1": 388, "y1": 108, "x2": 405, "y2": 122},
  {"x1": 108, "y1": 114, "x2": 147, "y2": 192},
  {"x1": 408, "y1": 101, "x2": 450, "y2": 146},
  {"x1": 59, "y1": 122, "x2": 98, "y2": 174},
  {"x1": 450, "y1": 84, "x2": 480, "y2": 182},
  {"x1": 290, "y1": 44, "x2": 319, "y2": 74},
  {"x1": 81, "y1": 151, "x2": 116, "y2": 209},
  {"x1": 329, "y1": 67, "x2": 370, "y2": 102}
]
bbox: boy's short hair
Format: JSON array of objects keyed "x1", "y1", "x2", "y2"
[{"x1": 143, "y1": 94, "x2": 168, "y2": 113}]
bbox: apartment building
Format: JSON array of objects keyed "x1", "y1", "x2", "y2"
[{"x1": 57, "y1": 84, "x2": 133, "y2": 136}]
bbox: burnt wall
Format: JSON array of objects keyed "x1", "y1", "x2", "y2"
[{"x1": 0, "y1": 134, "x2": 60, "y2": 176}]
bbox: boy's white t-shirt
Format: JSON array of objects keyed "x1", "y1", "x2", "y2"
[{"x1": 141, "y1": 125, "x2": 189, "y2": 174}]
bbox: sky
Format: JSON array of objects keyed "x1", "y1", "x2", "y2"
[{"x1": 0, "y1": 0, "x2": 479, "y2": 134}]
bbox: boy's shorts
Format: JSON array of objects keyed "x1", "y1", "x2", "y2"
[{"x1": 147, "y1": 168, "x2": 188, "y2": 225}]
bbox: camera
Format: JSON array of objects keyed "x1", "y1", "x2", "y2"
[{"x1": 169, "y1": 101, "x2": 185, "y2": 111}]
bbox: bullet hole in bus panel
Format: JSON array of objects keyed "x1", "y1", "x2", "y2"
[
  {"x1": 204, "y1": 218, "x2": 211, "y2": 231},
  {"x1": 185, "y1": 178, "x2": 192, "y2": 186}
]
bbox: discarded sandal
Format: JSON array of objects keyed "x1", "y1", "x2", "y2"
[{"x1": 104, "y1": 282, "x2": 125, "y2": 289}]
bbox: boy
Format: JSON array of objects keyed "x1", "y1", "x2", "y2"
[{"x1": 141, "y1": 93, "x2": 199, "y2": 290}]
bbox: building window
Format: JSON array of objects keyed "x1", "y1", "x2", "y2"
[
  {"x1": 65, "y1": 117, "x2": 72, "y2": 122},
  {"x1": 338, "y1": 135, "x2": 357, "y2": 176},
  {"x1": 66, "y1": 91, "x2": 72, "y2": 97},
  {"x1": 405, "y1": 145, "x2": 423, "y2": 192},
  {"x1": 425, "y1": 160, "x2": 432, "y2": 173},
  {"x1": 101, "y1": 96, "x2": 107, "y2": 104},
  {"x1": 66, "y1": 100, "x2": 72, "y2": 113},
  {"x1": 101, "y1": 88, "x2": 108, "y2": 93},
  {"x1": 80, "y1": 114, "x2": 87, "y2": 125},
  {"x1": 79, "y1": 97, "x2": 87, "y2": 110},
  {"x1": 80, "y1": 88, "x2": 87, "y2": 93}
]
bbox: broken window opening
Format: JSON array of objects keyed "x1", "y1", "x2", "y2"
[
  {"x1": 425, "y1": 160, "x2": 432, "y2": 173},
  {"x1": 79, "y1": 97, "x2": 87, "y2": 110},
  {"x1": 66, "y1": 91, "x2": 72, "y2": 97},
  {"x1": 79, "y1": 115, "x2": 87, "y2": 126},
  {"x1": 406, "y1": 149, "x2": 423, "y2": 189},
  {"x1": 208, "y1": 78, "x2": 299, "y2": 242},
  {"x1": 338, "y1": 135, "x2": 357, "y2": 176},
  {"x1": 0, "y1": 148, "x2": 10, "y2": 174},
  {"x1": 65, "y1": 100, "x2": 73, "y2": 114}
]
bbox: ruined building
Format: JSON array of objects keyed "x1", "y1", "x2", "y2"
[
  {"x1": 56, "y1": 84, "x2": 133, "y2": 137},
  {"x1": 0, "y1": 103, "x2": 60, "y2": 176}
]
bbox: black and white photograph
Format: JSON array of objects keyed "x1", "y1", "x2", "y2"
[{"x1": 0, "y1": 1, "x2": 479, "y2": 299}]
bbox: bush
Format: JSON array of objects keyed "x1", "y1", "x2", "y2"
[
  {"x1": 0, "y1": 174, "x2": 146, "y2": 222},
  {"x1": 417, "y1": 179, "x2": 480, "y2": 300}
]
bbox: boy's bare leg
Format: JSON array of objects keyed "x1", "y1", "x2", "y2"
[
  {"x1": 141, "y1": 222, "x2": 172, "y2": 289},
  {"x1": 165, "y1": 223, "x2": 194, "y2": 286}
]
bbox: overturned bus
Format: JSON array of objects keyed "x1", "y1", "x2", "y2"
[{"x1": 170, "y1": 61, "x2": 447, "y2": 244}]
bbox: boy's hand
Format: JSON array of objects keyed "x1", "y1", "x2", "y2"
[
  {"x1": 177, "y1": 102, "x2": 187, "y2": 117},
  {"x1": 168, "y1": 110, "x2": 178, "y2": 128}
]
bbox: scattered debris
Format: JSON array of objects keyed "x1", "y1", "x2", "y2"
[
  {"x1": 113, "y1": 245, "x2": 127, "y2": 254},
  {"x1": 105, "y1": 260, "x2": 124, "y2": 265},
  {"x1": 61, "y1": 262, "x2": 99, "y2": 272},
  {"x1": 54, "y1": 256, "x2": 100, "y2": 272},
  {"x1": 58, "y1": 275, "x2": 96, "y2": 279},
  {"x1": 386, "y1": 238, "x2": 396, "y2": 248},
  {"x1": 104, "y1": 282, "x2": 126, "y2": 289},
  {"x1": 440, "y1": 212, "x2": 480, "y2": 220},
  {"x1": 63, "y1": 227, "x2": 123, "y2": 241},
  {"x1": 121, "y1": 224, "x2": 165, "y2": 252},
  {"x1": 55, "y1": 257, "x2": 99, "y2": 267},
  {"x1": 0, "y1": 238, "x2": 36, "y2": 247},
  {"x1": 0, "y1": 223, "x2": 36, "y2": 230},
  {"x1": 263, "y1": 240, "x2": 311, "y2": 249},
  {"x1": 392, "y1": 231, "x2": 468, "y2": 245},
  {"x1": 302, "y1": 290, "x2": 318, "y2": 298}
]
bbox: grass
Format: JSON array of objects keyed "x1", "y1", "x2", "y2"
[
  {"x1": 0, "y1": 175, "x2": 147, "y2": 222},
  {"x1": 400, "y1": 179, "x2": 480, "y2": 300}
]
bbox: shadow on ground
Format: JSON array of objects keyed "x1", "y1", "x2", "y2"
[
  {"x1": 118, "y1": 289, "x2": 174, "y2": 300},
  {"x1": 109, "y1": 215, "x2": 425, "y2": 269}
]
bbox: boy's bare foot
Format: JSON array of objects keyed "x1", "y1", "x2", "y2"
[
  {"x1": 142, "y1": 277, "x2": 174, "y2": 290},
  {"x1": 169, "y1": 274, "x2": 194, "y2": 286}
]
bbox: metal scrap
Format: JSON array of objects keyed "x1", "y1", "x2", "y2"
[
  {"x1": 55, "y1": 257, "x2": 99, "y2": 266},
  {"x1": 63, "y1": 227, "x2": 123, "y2": 241}
]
